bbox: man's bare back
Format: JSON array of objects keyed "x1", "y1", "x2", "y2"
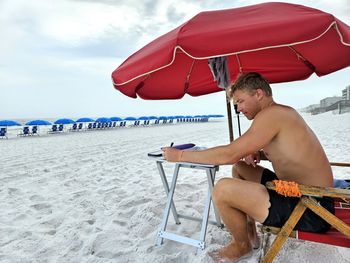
[{"x1": 255, "y1": 104, "x2": 333, "y2": 187}]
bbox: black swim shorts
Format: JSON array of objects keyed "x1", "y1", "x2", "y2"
[{"x1": 261, "y1": 169, "x2": 334, "y2": 233}]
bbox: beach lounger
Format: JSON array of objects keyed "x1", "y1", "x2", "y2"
[
  {"x1": 31, "y1": 126, "x2": 38, "y2": 136},
  {"x1": 18, "y1": 126, "x2": 30, "y2": 137},
  {"x1": 260, "y1": 176, "x2": 350, "y2": 263},
  {"x1": 0, "y1": 127, "x2": 7, "y2": 139},
  {"x1": 58, "y1": 124, "x2": 64, "y2": 132},
  {"x1": 70, "y1": 123, "x2": 78, "y2": 131},
  {"x1": 78, "y1": 123, "x2": 83, "y2": 131},
  {"x1": 48, "y1": 124, "x2": 58, "y2": 133}
]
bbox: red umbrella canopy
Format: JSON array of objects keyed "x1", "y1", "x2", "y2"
[{"x1": 112, "y1": 2, "x2": 350, "y2": 100}]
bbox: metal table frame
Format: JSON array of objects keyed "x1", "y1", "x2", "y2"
[{"x1": 154, "y1": 159, "x2": 223, "y2": 253}]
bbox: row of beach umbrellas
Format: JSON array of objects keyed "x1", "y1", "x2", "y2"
[{"x1": 0, "y1": 115, "x2": 224, "y2": 127}]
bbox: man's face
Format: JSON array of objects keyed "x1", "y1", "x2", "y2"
[{"x1": 233, "y1": 89, "x2": 260, "y2": 120}]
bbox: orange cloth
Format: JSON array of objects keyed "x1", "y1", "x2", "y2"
[{"x1": 273, "y1": 180, "x2": 302, "y2": 197}]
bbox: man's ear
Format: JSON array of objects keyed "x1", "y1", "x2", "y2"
[{"x1": 255, "y1": 88, "x2": 264, "y2": 100}]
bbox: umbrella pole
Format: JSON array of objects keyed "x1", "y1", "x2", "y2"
[
  {"x1": 234, "y1": 104, "x2": 242, "y2": 137},
  {"x1": 226, "y1": 93, "x2": 234, "y2": 142}
]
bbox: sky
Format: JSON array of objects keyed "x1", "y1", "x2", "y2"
[{"x1": 0, "y1": 0, "x2": 349, "y2": 119}]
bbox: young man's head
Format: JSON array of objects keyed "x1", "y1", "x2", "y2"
[{"x1": 229, "y1": 72, "x2": 273, "y2": 120}]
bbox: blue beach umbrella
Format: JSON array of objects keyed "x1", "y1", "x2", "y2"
[
  {"x1": 54, "y1": 118, "x2": 76, "y2": 124},
  {"x1": 210, "y1": 114, "x2": 225, "y2": 118},
  {"x1": 137, "y1": 116, "x2": 149, "y2": 120},
  {"x1": 0, "y1": 120, "x2": 21, "y2": 126},
  {"x1": 110, "y1": 117, "x2": 123, "y2": 121},
  {"x1": 148, "y1": 116, "x2": 158, "y2": 120},
  {"x1": 76, "y1": 117, "x2": 95, "y2": 122},
  {"x1": 158, "y1": 116, "x2": 168, "y2": 120},
  {"x1": 26, "y1": 120, "x2": 51, "y2": 126},
  {"x1": 124, "y1": 117, "x2": 137, "y2": 121},
  {"x1": 96, "y1": 117, "x2": 112, "y2": 123}
]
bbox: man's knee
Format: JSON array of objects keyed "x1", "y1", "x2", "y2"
[
  {"x1": 212, "y1": 178, "x2": 231, "y2": 203},
  {"x1": 232, "y1": 160, "x2": 248, "y2": 179}
]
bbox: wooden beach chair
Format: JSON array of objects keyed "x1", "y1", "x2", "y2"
[{"x1": 260, "y1": 162, "x2": 350, "y2": 263}]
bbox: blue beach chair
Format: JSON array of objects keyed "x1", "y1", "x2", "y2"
[
  {"x1": 31, "y1": 126, "x2": 38, "y2": 136},
  {"x1": 70, "y1": 123, "x2": 78, "y2": 132},
  {"x1": 0, "y1": 128, "x2": 7, "y2": 139},
  {"x1": 48, "y1": 124, "x2": 58, "y2": 133},
  {"x1": 18, "y1": 126, "x2": 30, "y2": 136}
]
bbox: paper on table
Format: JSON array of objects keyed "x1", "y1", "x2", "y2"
[{"x1": 147, "y1": 144, "x2": 207, "y2": 158}]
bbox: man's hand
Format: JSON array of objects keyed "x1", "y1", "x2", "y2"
[
  {"x1": 162, "y1": 147, "x2": 183, "y2": 162},
  {"x1": 243, "y1": 151, "x2": 260, "y2": 167}
]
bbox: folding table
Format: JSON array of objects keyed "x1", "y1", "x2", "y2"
[{"x1": 153, "y1": 158, "x2": 223, "y2": 252}]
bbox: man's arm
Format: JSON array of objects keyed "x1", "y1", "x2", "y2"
[{"x1": 163, "y1": 107, "x2": 280, "y2": 165}]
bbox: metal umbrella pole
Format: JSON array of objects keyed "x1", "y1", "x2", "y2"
[
  {"x1": 233, "y1": 104, "x2": 241, "y2": 137},
  {"x1": 225, "y1": 92, "x2": 234, "y2": 142}
]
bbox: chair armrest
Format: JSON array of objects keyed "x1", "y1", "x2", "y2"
[{"x1": 266, "y1": 181, "x2": 350, "y2": 201}]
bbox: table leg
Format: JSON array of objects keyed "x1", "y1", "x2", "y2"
[
  {"x1": 208, "y1": 168, "x2": 222, "y2": 227},
  {"x1": 196, "y1": 169, "x2": 214, "y2": 252},
  {"x1": 156, "y1": 163, "x2": 180, "y2": 246},
  {"x1": 156, "y1": 161, "x2": 181, "y2": 224}
]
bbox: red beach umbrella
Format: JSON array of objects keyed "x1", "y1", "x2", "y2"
[{"x1": 111, "y1": 2, "x2": 350, "y2": 139}]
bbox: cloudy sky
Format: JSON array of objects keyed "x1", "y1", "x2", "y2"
[{"x1": 1, "y1": 0, "x2": 349, "y2": 119}]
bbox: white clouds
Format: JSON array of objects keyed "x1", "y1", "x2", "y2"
[{"x1": 0, "y1": 0, "x2": 349, "y2": 119}]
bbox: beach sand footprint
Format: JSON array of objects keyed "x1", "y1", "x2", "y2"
[
  {"x1": 29, "y1": 194, "x2": 45, "y2": 202},
  {"x1": 30, "y1": 203, "x2": 52, "y2": 214}
]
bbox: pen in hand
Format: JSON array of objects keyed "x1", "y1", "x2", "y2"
[{"x1": 170, "y1": 142, "x2": 174, "y2": 147}]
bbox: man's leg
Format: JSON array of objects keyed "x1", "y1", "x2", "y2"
[
  {"x1": 232, "y1": 161, "x2": 265, "y2": 248},
  {"x1": 210, "y1": 177, "x2": 270, "y2": 261},
  {"x1": 232, "y1": 160, "x2": 265, "y2": 183}
]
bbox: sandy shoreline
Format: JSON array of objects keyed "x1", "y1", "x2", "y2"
[{"x1": 0, "y1": 113, "x2": 349, "y2": 262}]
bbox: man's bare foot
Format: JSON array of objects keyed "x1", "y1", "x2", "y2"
[{"x1": 208, "y1": 241, "x2": 253, "y2": 263}]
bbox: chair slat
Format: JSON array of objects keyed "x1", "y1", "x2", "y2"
[{"x1": 266, "y1": 182, "x2": 350, "y2": 199}]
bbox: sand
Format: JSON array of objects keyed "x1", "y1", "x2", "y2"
[{"x1": 0, "y1": 112, "x2": 349, "y2": 263}]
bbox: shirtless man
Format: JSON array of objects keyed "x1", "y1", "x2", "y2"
[{"x1": 162, "y1": 72, "x2": 334, "y2": 262}]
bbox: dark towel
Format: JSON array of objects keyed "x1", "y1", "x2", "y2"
[{"x1": 208, "y1": 56, "x2": 231, "y2": 89}]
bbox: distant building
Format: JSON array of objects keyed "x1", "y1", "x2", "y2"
[
  {"x1": 300, "y1": 104, "x2": 319, "y2": 113},
  {"x1": 342, "y1": 86, "x2": 350, "y2": 100},
  {"x1": 319, "y1": 96, "x2": 342, "y2": 108}
]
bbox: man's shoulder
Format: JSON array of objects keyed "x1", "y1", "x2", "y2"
[{"x1": 256, "y1": 104, "x2": 296, "y2": 120}]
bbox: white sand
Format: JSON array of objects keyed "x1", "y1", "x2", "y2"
[{"x1": 0, "y1": 112, "x2": 349, "y2": 263}]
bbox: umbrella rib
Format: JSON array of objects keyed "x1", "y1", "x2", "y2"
[
  {"x1": 236, "y1": 54, "x2": 243, "y2": 73},
  {"x1": 184, "y1": 60, "x2": 195, "y2": 93},
  {"x1": 113, "y1": 21, "x2": 349, "y2": 87},
  {"x1": 288, "y1": 46, "x2": 316, "y2": 72}
]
